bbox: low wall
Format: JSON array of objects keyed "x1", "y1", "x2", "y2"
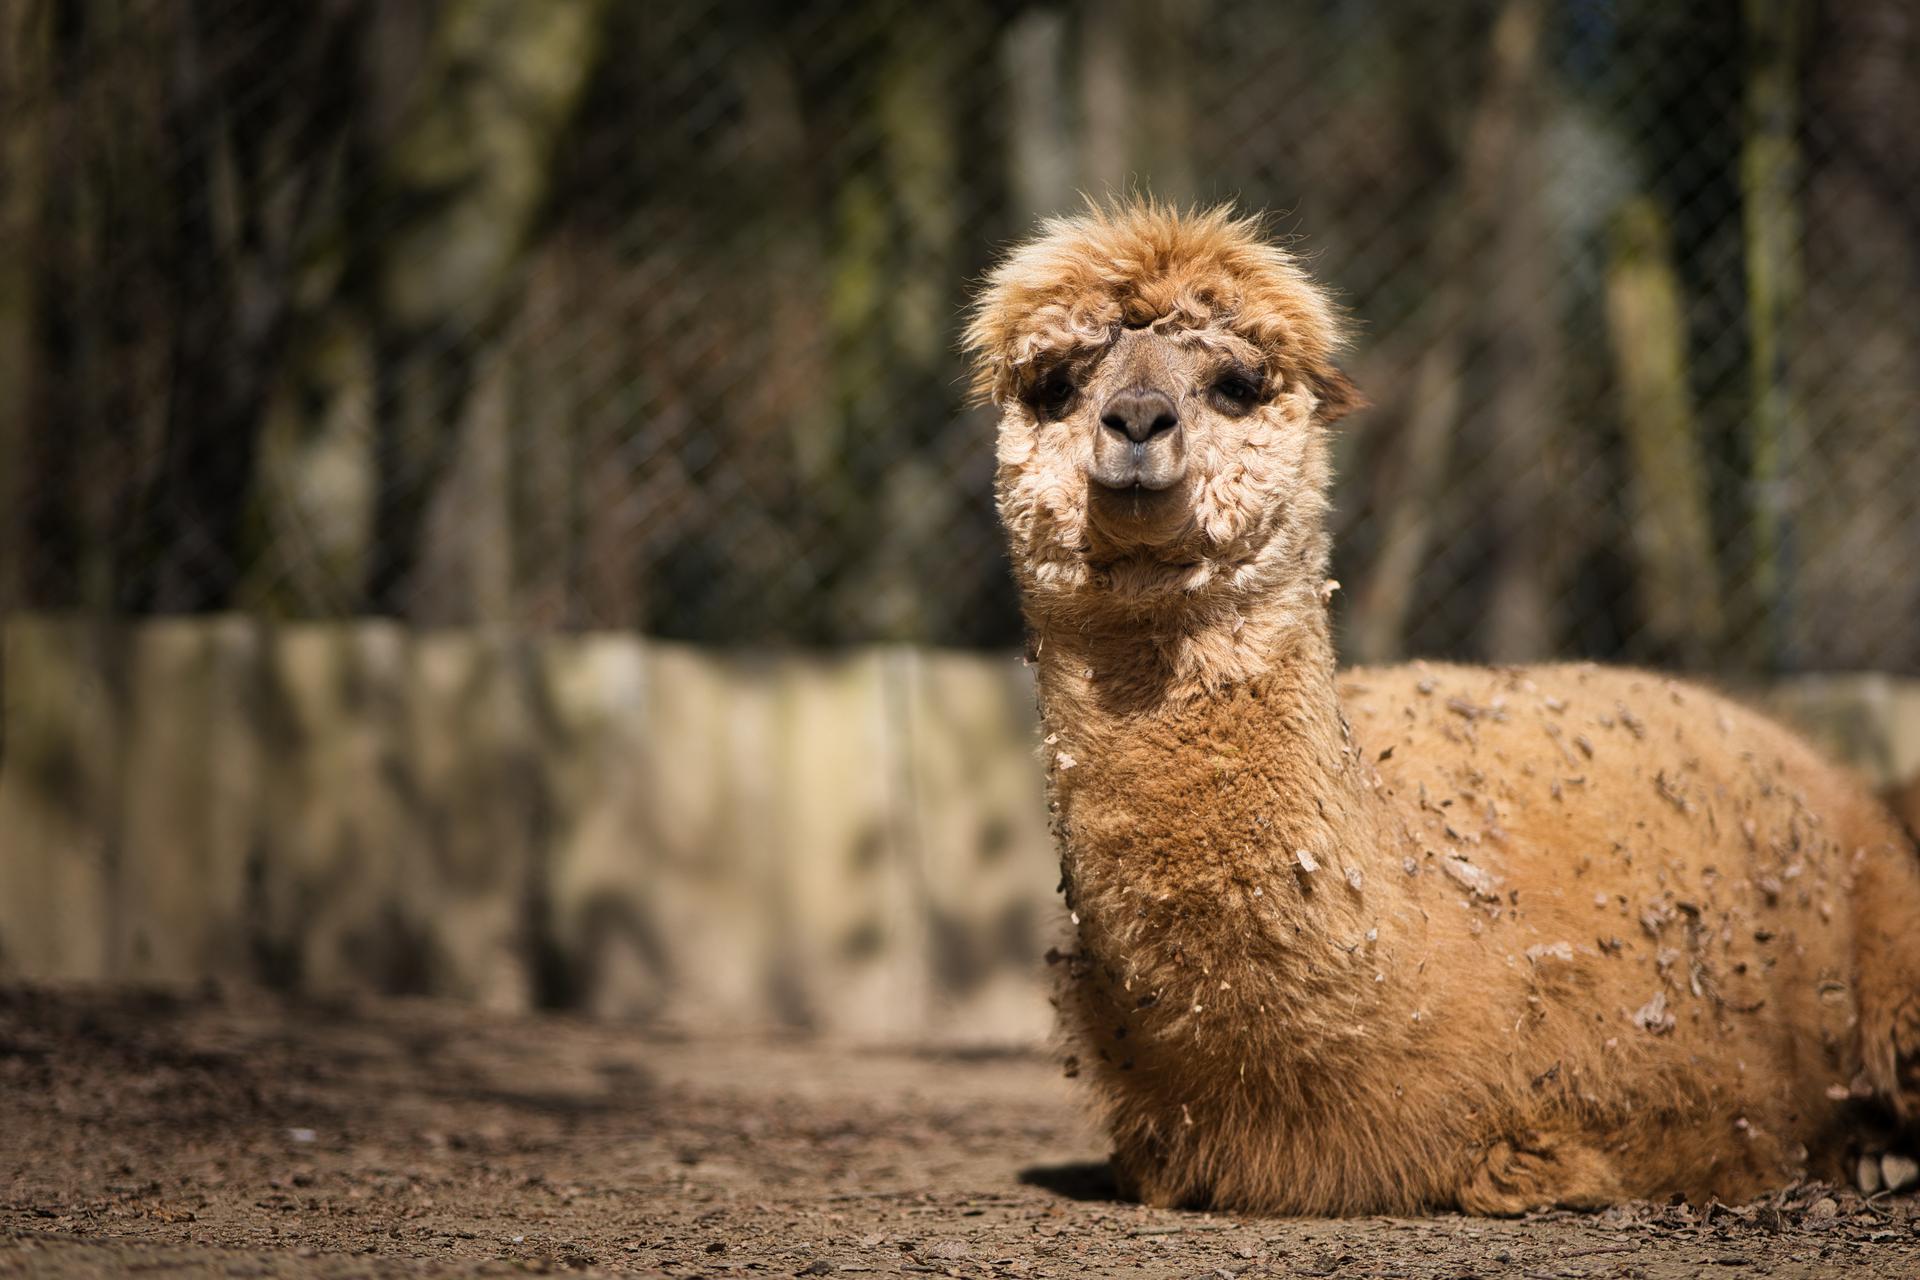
[
  {"x1": 2, "y1": 615, "x2": 1917, "y2": 1041},
  {"x1": 0, "y1": 617, "x2": 1057, "y2": 1041}
]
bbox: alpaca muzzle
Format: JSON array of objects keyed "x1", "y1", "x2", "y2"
[{"x1": 1090, "y1": 387, "x2": 1187, "y2": 493}]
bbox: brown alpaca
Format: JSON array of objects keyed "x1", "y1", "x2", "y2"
[
  {"x1": 1891, "y1": 775, "x2": 1920, "y2": 848},
  {"x1": 964, "y1": 200, "x2": 1920, "y2": 1214}
]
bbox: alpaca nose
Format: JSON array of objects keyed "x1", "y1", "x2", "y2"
[{"x1": 1100, "y1": 388, "x2": 1179, "y2": 444}]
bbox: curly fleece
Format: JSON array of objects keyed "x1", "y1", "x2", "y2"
[{"x1": 968, "y1": 199, "x2": 1920, "y2": 1215}]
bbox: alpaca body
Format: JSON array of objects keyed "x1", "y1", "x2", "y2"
[
  {"x1": 965, "y1": 200, "x2": 1920, "y2": 1213},
  {"x1": 1048, "y1": 654, "x2": 1920, "y2": 1213}
]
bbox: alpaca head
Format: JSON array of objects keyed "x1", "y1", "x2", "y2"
[{"x1": 966, "y1": 201, "x2": 1363, "y2": 628}]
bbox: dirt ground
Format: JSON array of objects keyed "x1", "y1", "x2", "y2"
[{"x1": 3, "y1": 987, "x2": 1918, "y2": 1278}]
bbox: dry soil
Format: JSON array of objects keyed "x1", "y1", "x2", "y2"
[{"x1": 3, "y1": 986, "x2": 1918, "y2": 1278}]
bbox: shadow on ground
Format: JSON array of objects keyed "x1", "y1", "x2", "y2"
[{"x1": 1019, "y1": 1159, "x2": 1121, "y2": 1203}]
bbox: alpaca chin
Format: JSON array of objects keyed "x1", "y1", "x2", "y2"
[
  {"x1": 1085, "y1": 482, "x2": 1193, "y2": 551},
  {"x1": 1089, "y1": 557, "x2": 1211, "y2": 603}
]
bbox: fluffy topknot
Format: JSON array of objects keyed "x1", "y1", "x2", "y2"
[{"x1": 964, "y1": 199, "x2": 1360, "y2": 417}]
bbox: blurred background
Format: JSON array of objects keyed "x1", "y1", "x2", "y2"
[{"x1": 1, "y1": 0, "x2": 1917, "y2": 1039}]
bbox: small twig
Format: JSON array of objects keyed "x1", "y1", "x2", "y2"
[{"x1": 1556, "y1": 1243, "x2": 1639, "y2": 1259}]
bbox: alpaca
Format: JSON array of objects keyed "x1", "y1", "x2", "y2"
[
  {"x1": 1892, "y1": 775, "x2": 1920, "y2": 848},
  {"x1": 964, "y1": 200, "x2": 1920, "y2": 1215}
]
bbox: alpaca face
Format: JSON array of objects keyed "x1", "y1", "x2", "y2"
[
  {"x1": 994, "y1": 323, "x2": 1334, "y2": 613},
  {"x1": 967, "y1": 203, "x2": 1362, "y2": 620}
]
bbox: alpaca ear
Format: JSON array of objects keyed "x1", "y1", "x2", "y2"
[{"x1": 1311, "y1": 365, "x2": 1368, "y2": 424}]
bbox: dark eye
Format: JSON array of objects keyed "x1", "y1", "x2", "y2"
[
  {"x1": 1031, "y1": 370, "x2": 1077, "y2": 419},
  {"x1": 1210, "y1": 370, "x2": 1265, "y2": 415}
]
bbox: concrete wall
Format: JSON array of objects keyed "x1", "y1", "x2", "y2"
[
  {"x1": 3, "y1": 614, "x2": 1917, "y2": 1041},
  {"x1": 0, "y1": 617, "x2": 1057, "y2": 1042}
]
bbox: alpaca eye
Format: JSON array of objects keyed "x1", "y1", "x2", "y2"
[
  {"x1": 1210, "y1": 371, "x2": 1264, "y2": 415},
  {"x1": 1032, "y1": 371, "x2": 1077, "y2": 418}
]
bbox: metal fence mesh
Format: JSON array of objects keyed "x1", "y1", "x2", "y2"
[{"x1": 2, "y1": 0, "x2": 1917, "y2": 673}]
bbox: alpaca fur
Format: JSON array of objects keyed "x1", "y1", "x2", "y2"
[
  {"x1": 1891, "y1": 775, "x2": 1920, "y2": 848},
  {"x1": 966, "y1": 200, "x2": 1920, "y2": 1215}
]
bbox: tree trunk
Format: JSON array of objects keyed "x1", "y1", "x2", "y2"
[
  {"x1": 108, "y1": 5, "x2": 356, "y2": 614},
  {"x1": 1348, "y1": 340, "x2": 1463, "y2": 665},
  {"x1": 821, "y1": 8, "x2": 976, "y2": 642},
  {"x1": 1739, "y1": 0, "x2": 1805, "y2": 671},
  {"x1": 1788, "y1": 0, "x2": 1920, "y2": 672},
  {"x1": 0, "y1": 2, "x2": 42, "y2": 626},
  {"x1": 1603, "y1": 196, "x2": 1723, "y2": 664},
  {"x1": 1002, "y1": 7, "x2": 1075, "y2": 222},
  {"x1": 359, "y1": 0, "x2": 608, "y2": 621},
  {"x1": 1469, "y1": 0, "x2": 1561, "y2": 662},
  {"x1": 18, "y1": 0, "x2": 90, "y2": 613}
]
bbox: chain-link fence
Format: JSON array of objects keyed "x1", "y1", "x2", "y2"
[{"x1": 2, "y1": 0, "x2": 1916, "y2": 673}]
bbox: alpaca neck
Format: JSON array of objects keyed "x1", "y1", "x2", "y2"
[
  {"x1": 1030, "y1": 584, "x2": 1408, "y2": 1048},
  {"x1": 1029, "y1": 571, "x2": 1341, "y2": 738},
  {"x1": 1030, "y1": 572, "x2": 1332, "y2": 714}
]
